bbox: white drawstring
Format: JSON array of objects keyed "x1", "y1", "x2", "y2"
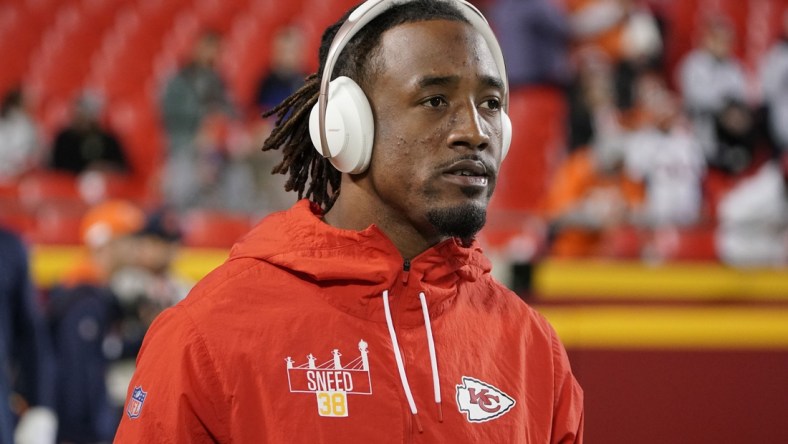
[
  {"x1": 419, "y1": 292, "x2": 443, "y2": 422},
  {"x1": 382, "y1": 290, "x2": 423, "y2": 432}
]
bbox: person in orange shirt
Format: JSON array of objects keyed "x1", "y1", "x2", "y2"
[
  {"x1": 544, "y1": 142, "x2": 645, "y2": 258},
  {"x1": 553, "y1": 40, "x2": 645, "y2": 259},
  {"x1": 115, "y1": 1, "x2": 584, "y2": 442}
]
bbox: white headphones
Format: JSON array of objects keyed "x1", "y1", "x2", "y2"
[{"x1": 308, "y1": 0, "x2": 512, "y2": 174}]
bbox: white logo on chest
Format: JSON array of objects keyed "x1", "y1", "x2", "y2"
[
  {"x1": 456, "y1": 376, "x2": 516, "y2": 422},
  {"x1": 285, "y1": 340, "x2": 372, "y2": 418}
]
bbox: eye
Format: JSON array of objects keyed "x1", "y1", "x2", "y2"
[
  {"x1": 423, "y1": 96, "x2": 447, "y2": 108},
  {"x1": 480, "y1": 98, "x2": 501, "y2": 111}
]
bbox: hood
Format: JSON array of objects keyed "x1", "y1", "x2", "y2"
[{"x1": 228, "y1": 200, "x2": 492, "y2": 289}]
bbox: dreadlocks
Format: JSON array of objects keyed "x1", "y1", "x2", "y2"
[{"x1": 261, "y1": 0, "x2": 468, "y2": 212}]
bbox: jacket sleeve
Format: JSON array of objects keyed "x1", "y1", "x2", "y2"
[
  {"x1": 113, "y1": 305, "x2": 230, "y2": 443},
  {"x1": 550, "y1": 327, "x2": 584, "y2": 444}
]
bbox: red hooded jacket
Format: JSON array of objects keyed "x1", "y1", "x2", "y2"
[{"x1": 114, "y1": 200, "x2": 583, "y2": 443}]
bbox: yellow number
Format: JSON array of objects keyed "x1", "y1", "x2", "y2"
[
  {"x1": 317, "y1": 393, "x2": 332, "y2": 416},
  {"x1": 315, "y1": 391, "x2": 348, "y2": 417},
  {"x1": 331, "y1": 392, "x2": 346, "y2": 416}
]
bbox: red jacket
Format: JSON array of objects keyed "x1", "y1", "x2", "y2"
[{"x1": 114, "y1": 200, "x2": 583, "y2": 443}]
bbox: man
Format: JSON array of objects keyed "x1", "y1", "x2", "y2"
[
  {"x1": 160, "y1": 30, "x2": 236, "y2": 210},
  {"x1": 114, "y1": 1, "x2": 584, "y2": 442},
  {"x1": 48, "y1": 200, "x2": 145, "y2": 442},
  {"x1": 49, "y1": 91, "x2": 130, "y2": 176},
  {"x1": 677, "y1": 15, "x2": 747, "y2": 161},
  {"x1": 716, "y1": 152, "x2": 788, "y2": 267},
  {"x1": 761, "y1": 9, "x2": 788, "y2": 153},
  {"x1": 0, "y1": 87, "x2": 40, "y2": 183},
  {"x1": 0, "y1": 228, "x2": 57, "y2": 444}
]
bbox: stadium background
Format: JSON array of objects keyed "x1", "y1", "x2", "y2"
[{"x1": 1, "y1": 0, "x2": 787, "y2": 442}]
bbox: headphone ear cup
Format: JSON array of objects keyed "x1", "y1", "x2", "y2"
[
  {"x1": 500, "y1": 111, "x2": 512, "y2": 161},
  {"x1": 308, "y1": 76, "x2": 375, "y2": 174}
]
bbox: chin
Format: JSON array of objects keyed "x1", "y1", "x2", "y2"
[{"x1": 426, "y1": 200, "x2": 487, "y2": 242}]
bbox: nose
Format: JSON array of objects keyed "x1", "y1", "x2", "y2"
[{"x1": 447, "y1": 103, "x2": 491, "y2": 151}]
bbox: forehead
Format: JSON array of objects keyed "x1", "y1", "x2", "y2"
[{"x1": 374, "y1": 19, "x2": 501, "y2": 84}]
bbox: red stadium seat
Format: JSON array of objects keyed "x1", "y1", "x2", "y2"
[
  {"x1": 667, "y1": 225, "x2": 719, "y2": 262},
  {"x1": 0, "y1": 197, "x2": 36, "y2": 238},
  {"x1": 0, "y1": 5, "x2": 50, "y2": 94},
  {"x1": 247, "y1": 0, "x2": 304, "y2": 24},
  {"x1": 29, "y1": 201, "x2": 87, "y2": 245},
  {"x1": 191, "y1": 0, "x2": 247, "y2": 33},
  {"x1": 106, "y1": 97, "x2": 165, "y2": 192},
  {"x1": 490, "y1": 87, "x2": 567, "y2": 215},
  {"x1": 485, "y1": 87, "x2": 567, "y2": 255},
  {"x1": 181, "y1": 209, "x2": 254, "y2": 248},
  {"x1": 219, "y1": 15, "x2": 277, "y2": 113},
  {"x1": 35, "y1": 95, "x2": 71, "y2": 137},
  {"x1": 0, "y1": 181, "x2": 17, "y2": 199},
  {"x1": 76, "y1": 171, "x2": 144, "y2": 205},
  {"x1": 26, "y1": 0, "x2": 130, "y2": 129},
  {"x1": 17, "y1": 171, "x2": 82, "y2": 210},
  {"x1": 88, "y1": 2, "x2": 179, "y2": 101}
]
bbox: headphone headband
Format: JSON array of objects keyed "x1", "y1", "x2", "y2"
[{"x1": 316, "y1": 0, "x2": 509, "y2": 159}]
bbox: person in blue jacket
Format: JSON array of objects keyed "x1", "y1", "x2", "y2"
[{"x1": 0, "y1": 227, "x2": 57, "y2": 444}]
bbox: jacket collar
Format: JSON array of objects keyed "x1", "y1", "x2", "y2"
[{"x1": 228, "y1": 200, "x2": 492, "y2": 326}]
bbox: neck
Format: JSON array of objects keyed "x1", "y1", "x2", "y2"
[{"x1": 323, "y1": 181, "x2": 444, "y2": 259}]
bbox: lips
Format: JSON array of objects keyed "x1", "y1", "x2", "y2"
[
  {"x1": 443, "y1": 159, "x2": 488, "y2": 177},
  {"x1": 441, "y1": 159, "x2": 492, "y2": 189}
]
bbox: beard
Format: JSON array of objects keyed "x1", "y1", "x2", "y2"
[{"x1": 426, "y1": 201, "x2": 487, "y2": 245}]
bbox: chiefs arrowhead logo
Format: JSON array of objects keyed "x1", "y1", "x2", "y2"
[{"x1": 456, "y1": 376, "x2": 515, "y2": 422}]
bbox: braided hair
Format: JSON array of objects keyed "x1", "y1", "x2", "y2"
[{"x1": 261, "y1": 0, "x2": 469, "y2": 211}]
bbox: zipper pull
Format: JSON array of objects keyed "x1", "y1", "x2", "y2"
[{"x1": 402, "y1": 259, "x2": 411, "y2": 285}]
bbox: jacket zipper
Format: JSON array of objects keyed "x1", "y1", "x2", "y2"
[
  {"x1": 396, "y1": 262, "x2": 416, "y2": 442},
  {"x1": 400, "y1": 259, "x2": 427, "y2": 441},
  {"x1": 402, "y1": 259, "x2": 411, "y2": 285}
]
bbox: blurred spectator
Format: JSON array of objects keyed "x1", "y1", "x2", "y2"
[
  {"x1": 611, "y1": 0, "x2": 663, "y2": 112},
  {"x1": 712, "y1": 98, "x2": 759, "y2": 174},
  {"x1": 568, "y1": 0, "x2": 629, "y2": 59},
  {"x1": 247, "y1": 25, "x2": 311, "y2": 215},
  {"x1": 49, "y1": 91, "x2": 130, "y2": 176},
  {"x1": 106, "y1": 207, "x2": 192, "y2": 415},
  {"x1": 48, "y1": 200, "x2": 145, "y2": 443},
  {"x1": 160, "y1": 30, "x2": 236, "y2": 210},
  {"x1": 677, "y1": 15, "x2": 747, "y2": 159},
  {"x1": 716, "y1": 153, "x2": 788, "y2": 267},
  {"x1": 111, "y1": 206, "x2": 191, "y2": 328},
  {"x1": 544, "y1": 141, "x2": 644, "y2": 258},
  {"x1": 0, "y1": 228, "x2": 57, "y2": 444},
  {"x1": 60, "y1": 200, "x2": 145, "y2": 288},
  {"x1": 624, "y1": 73, "x2": 706, "y2": 228},
  {"x1": 255, "y1": 25, "x2": 307, "y2": 114},
  {"x1": 760, "y1": 9, "x2": 788, "y2": 153},
  {"x1": 567, "y1": 0, "x2": 661, "y2": 65},
  {"x1": 567, "y1": 48, "x2": 624, "y2": 152},
  {"x1": 486, "y1": 0, "x2": 572, "y2": 88},
  {"x1": 0, "y1": 88, "x2": 41, "y2": 184},
  {"x1": 180, "y1": 112, "x2": 266, "y2": 212}
]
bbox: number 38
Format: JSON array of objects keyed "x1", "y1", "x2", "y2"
[{"x1": 316, "y1": 391, "x2": 348, "y2": 417}]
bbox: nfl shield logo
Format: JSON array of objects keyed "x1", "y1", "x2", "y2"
[{"x1": 126, "y1": 386, "x2": 147, "y2": 419}]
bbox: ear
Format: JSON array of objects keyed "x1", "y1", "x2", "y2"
[{"x1": 309, "y1": 76, "x2": 375, "y2": 174}]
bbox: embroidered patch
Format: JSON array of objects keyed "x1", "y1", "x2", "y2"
[
  {"x1": 126, "y1": 386, "x2": 147, "y2": 419},
  {"x1": 285, "y1": 340, "x2": 372, "y2": 418},
  {"x1": 456, "y1": 376, "x2": 515, "y2": 422}
]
